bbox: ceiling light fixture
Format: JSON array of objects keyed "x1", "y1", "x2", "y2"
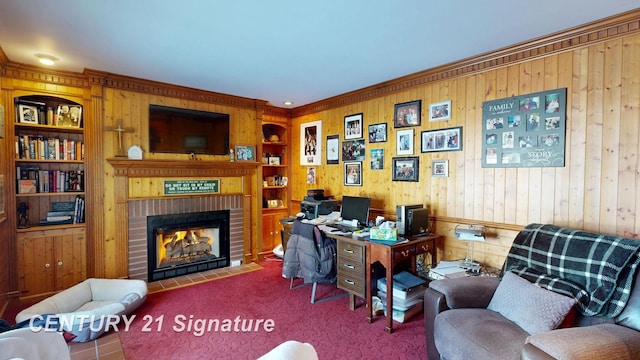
[
  {"x1": 35, "y1": 53, "x2": 59, "y2": 66},
  {"x1": 283, "y1": 101, "x2": 293, "y2": 106}
]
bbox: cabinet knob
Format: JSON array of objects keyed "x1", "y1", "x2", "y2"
[
  {"x1": 58, "y1": 261, "x2": 63, "y2": 266},
  {"x1": 45, "y1": 263, "x2": 50, "y2": 268}
]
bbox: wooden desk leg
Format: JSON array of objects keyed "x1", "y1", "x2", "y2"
[
  {"x1": 366, "y1": 250, "x2": 374, "y2": 323},
  {"x1": 348, "y1": 293, "x2": 356, "y2": 311},
  {"x1": 384, "y1": 268, "x2": 394, "y2": 333}
]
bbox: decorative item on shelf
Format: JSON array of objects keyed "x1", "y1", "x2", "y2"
[
  {"x1": 55, "y1": 105, "x2": 82, "y2": 128},
  {"x1": 17, "y1": 104, "x2": 39, "y2": 124},
  {"x1": 104, "y1": 119, "x2": 134, "y2": 157},
  {"x1": 268, "y1": 134, "x2": 280, "y2": 143},
  {"x1": 17, "y1": 201, "x2": 29, "y2": 228},
  {"x1": 128, "y1": 145, "x2": 143, "y2": 160},
  {"x1": 454, "y1": 224, "x2": 485, "y2": 273},
  {"x1": 229, "y1": 148, "x2": 234, "y2": 162},
  {"x1": 262, "y1": 153, "x2": 269, "y2": 164},
  {"x1": 268, "y1": 156, "x2": 281, "y2": 165},
  {"x1": 235, "y1": 145, "x2": 255, "y2": 161}
]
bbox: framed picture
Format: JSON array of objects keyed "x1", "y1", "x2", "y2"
[
  {"x1": 394, "y1": 100, "x2": 421, "y2": 128},
  {"x1": 429, "y1": 100, "x2": 451, "y2": 121},
  {"x1": 370, "y1": 148, "x2": 384, "y2": 170},
  {"x1": 421, "y1": 126, "x2": 462, "y2": 153},
  {"x1": 342, "y1": 139, "x2": 365, "y2": 161},
  {"x1": 56, "y1": 105, "x2": 82, "y2": 128},
  {"x1": 235, "y1": 145, "x2": 255, "y2": 161},
  {"x1": 301, "y1": 120, "x2": 322, "y2": 165},
  {"x1": 392, "y1": 157, "x2": 419, "y2": 182},
  {"x1": 268, "y1": 156, "x2": 281, "y2": 165},
  {"x1": 432, "y1": 160, "x2": 449, "y2": 177},
  {"x1": 344, "y1": 113, "x2": 363, "y2": 140},
  {"x1": 18, "y1": 104, "x2": 39, "y2": 124},
  {"x1": 344, "y1": 161, "x2": 362, "y2": 186},
  {"x1": 396, "y1": 128, "x2": 414, "y2": 155},
  {"x1": 326, "y1": 134, "x2": 339, "y2": 164},
  {"x1": 306, "y1": 167, "x2": 316, "y2": 184},
  {"x1": 368, "y1": 123, "x2": 387, "y2": 143}
]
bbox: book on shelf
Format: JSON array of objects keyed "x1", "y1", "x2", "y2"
[
  {"x1": 17, "y1": 179, "x2": 37, "y2": 194},
  {"x1": 15, "y1": 166, "x2": 84, "y2": 194}
]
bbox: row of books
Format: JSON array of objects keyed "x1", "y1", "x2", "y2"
[
  {"x1": 15, "y1": 134, "x2": 84, "y2": 161},
  {"x1": 39, "y1": 197, "x2": 85, "y2": 225},
  {"x1": 376, "y1": 271, "x2": 427, "y2": 323},
  {"x1": 16, "y1": 166, "x2": 84, "y2": 194}
]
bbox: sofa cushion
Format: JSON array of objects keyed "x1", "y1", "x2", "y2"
[
  {"x1": 615, "y1": 269, "x2": 640, "y2": 331},
  {"x1": 487, "y1": 271, "x2": 576, "y2": 335},
  {"x1": 435, "y1": 308, "x2": 529, "y2": 360}
]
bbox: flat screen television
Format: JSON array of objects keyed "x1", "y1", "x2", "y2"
[
  {"x1": 148, "y1": 104, "x2": 230, "y2": 155},
  {"x1": 340, "y1": 196, "x2": 371, "y2": 228}
]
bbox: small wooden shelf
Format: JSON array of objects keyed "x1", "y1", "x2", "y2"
[
  {"x1": 15, "y1": 123, "x2": 84, "y2": 133},
  {"x1": 16, "y1": 192, "x2": 85, "y2": 197},
  {"x1": 17, "y1": 222, "x2": 85, "y2": 233},
  {"x1": 16, "y1": 159, "x2": 84, "y2": 164}
]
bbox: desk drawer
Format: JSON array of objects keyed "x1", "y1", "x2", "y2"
[
  {"x1": 337, "y1": 268, "x2": 365, "y2": 295},
  {"x1": 393, "y1": 245, "x2": 416, "y2": 263},
  {"x1": 337, "y1": 241, "x2": 364, "y2": 264}
]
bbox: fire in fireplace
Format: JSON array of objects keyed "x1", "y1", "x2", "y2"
[{"x1": 147, "y1": 210, "x2": 230, "y2": 281}]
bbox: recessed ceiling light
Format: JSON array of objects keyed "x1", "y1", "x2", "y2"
[
  {"x1": 283, "y1": 101, "x2": 293, "y2": 106},
  {"x1": 35, "y1": 53, "x2": 59, "y2": 66}
]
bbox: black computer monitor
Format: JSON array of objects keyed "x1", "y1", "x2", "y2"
[{"x1": 340, "y1": 196, "x2": 371, "y2": 227}]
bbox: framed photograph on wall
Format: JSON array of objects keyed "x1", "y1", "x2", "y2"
[
  {"x1": 368, "y1": 123, "x2": 387, "y2": 143},
  {"x1": 392, "y1": 157, "x2": 419, "y2": 182},
  {"x1": 344, "y1": 161, "x2": 362, "y2": 186},
  {"x1": 326, "y1": 134, "x2": 339, "y2": 164},
  {"x1": 342, "y1": 139, "x2": 365, "y2": 161},
  {"x1": 370, "y1": 148, "x2": 384, "y2": 170},
  {"x1": 18, "y1": 104, "x2": 39, "y2": 124},
  {"x1": 394, "y1": 100, "x2": 421, "y2": 128},
  {"x1": 421, "y1": 126, "x2": 462, "y2": 153},
  {"x1": 396, "y1": 128, "x2": 414, "y2": 155},
  {"x1": 301, "y1": 120, "x2": 322, "y2": 165},
  {"x1": 432, "y1": 159, "x2": 449, "y2": 177},
  {"x1": 344, "y1": 113, "x2": 363, "y2": 140},
  {"x1": 235, "y1": 145, "x2": 255, "y2": 161},
  {"x1": 429, "y1": 100, "x2": 451, "y2": 121}
]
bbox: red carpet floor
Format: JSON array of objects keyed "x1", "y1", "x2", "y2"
[{"x1": 119, "y1": 260, "x2": 427, "y2": 359}]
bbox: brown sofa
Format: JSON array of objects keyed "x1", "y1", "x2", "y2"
[{"x1": 424, "y1": 224, "x2": 640, "y2": 360}]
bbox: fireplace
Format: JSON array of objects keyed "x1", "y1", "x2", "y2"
[{"x1": 147, "y1": 210, "x2": 230, "y2": 281}]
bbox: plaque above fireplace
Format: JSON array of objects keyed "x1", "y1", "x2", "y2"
[{"x1": 147, "y1": 210, "x2": 230, "y2": 281}]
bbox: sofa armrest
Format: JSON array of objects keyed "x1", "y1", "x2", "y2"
[
  {"x1": 424, "y1": 276, "x2": 500, "y2": 360},
  {"x1": 523, "y1": 323, "x2": 640, "y2": 360},
  {"x1": 428, "y1": 276, "x2": 500, "y2": 309}
]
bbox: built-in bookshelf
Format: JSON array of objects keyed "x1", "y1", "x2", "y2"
[{"x1": 13, "y1": 95, "x2": 86, "y2": 230}]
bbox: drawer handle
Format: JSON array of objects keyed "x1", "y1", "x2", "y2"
[
  {"x1": 343, "y1": 249, "x2": 355, "y2": 254},
  {"x1": 401, "y1": 250, "x2": 410, "y2": 257},
  {"x1": 421, "y1": 245, "x2": 429, "y2": 251},
  {"x1": 344, "y1": 279, "x2": 355, "y2": 285},
  {"x1": 343, "y1": 264, "x2": 355, "y2": 270}
]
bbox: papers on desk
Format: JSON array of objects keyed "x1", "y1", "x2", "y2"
[{"x1": 317, "y1": 224, "x2": 351, "y2": 235}]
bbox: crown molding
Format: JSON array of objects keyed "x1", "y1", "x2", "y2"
[{"x1": 291, "y1": 8, "x2": 640, "y2": 117}]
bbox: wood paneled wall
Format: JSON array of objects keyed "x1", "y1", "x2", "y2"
[{"x1": 290, "y1": 22, "x2": 640, "y2": 269}]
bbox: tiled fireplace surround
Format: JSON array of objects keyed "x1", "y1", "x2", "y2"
[{"x1": 127, "y1": 196, "x2": 244, "y2": 281}]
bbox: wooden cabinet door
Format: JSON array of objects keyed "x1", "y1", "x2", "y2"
[
  {"x1": 54, "y1": 230, "x2": 87, "y2": 290},
  {"x1": 262, "y1": 213, "x2": 278, "y2": 253},
  {"x1": 17, "y1": 235, "x2": 55, "y2": 297}
]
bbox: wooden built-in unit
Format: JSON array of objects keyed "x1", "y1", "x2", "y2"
[{"x1": 1, "y1": 9, "x2": 640, "y2": 307}]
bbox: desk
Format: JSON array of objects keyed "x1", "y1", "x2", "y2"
[{"x1": 326, "y1": 232, "x2": 441, "y2": 333}]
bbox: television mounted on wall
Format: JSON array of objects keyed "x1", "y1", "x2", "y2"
[{"x1": 148, "y1": 104, "x2": 230, "y2": 155}]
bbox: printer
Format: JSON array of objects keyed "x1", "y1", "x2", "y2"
[{"x1": 300, "y1": 189, "x2": 339, "y2": 220}]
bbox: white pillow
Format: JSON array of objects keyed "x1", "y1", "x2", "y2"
[{"x1": 488, "y1": 271, "x2": 576, "y2": 335}]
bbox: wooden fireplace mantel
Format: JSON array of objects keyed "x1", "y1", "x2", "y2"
[
  {"x1": 107, "y1": 158, "x2": 261, "y2": 278},
  {"x1": 107, "y1": 158, "x2": 260, "y2": 178}
]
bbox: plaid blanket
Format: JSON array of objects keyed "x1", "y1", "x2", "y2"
[{"x1": 503, "y1": 223, "x2": 640, "y2": 317}]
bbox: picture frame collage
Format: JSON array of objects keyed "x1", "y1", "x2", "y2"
[{"x1": 316, "y1": 98, "x2": 461, "y2": 185}]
